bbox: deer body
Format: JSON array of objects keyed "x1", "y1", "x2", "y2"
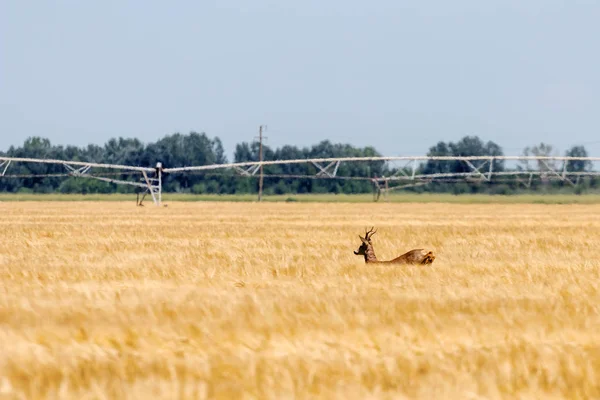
[{"x1": 354, "y1": 227, "x2": 435, "y2": 265}]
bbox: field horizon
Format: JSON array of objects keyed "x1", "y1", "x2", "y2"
[
  {"x1": 1, "y1": 201, "x2": 599, "y2": 398},
  {"x1": 1, "y1": 191, "x2": 600, "y2": 204}
]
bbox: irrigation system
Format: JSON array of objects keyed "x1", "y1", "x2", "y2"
[{"x1": 1, "y1": 155, "x2": 599, "y2": 206}]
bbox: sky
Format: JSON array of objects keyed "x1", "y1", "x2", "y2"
[{"x1": 1, "y1": 0, "x2": 599, "y2": 162}]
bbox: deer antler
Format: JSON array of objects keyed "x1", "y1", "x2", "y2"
[{"x1": 365, "y1": 226, "x2": 377, "y2": 240}]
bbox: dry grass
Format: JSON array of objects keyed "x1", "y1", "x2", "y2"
[{"x1": 0, "y1": 201, "x2": 599, "y2": 399}]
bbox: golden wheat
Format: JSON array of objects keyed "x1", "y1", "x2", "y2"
[{"x1": 0, "y1": 201, "x2": 599, "y2": 399}]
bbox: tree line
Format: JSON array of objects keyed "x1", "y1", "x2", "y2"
[{"x1": 0, "y1": 133, "x2": 596, "y2": 195}]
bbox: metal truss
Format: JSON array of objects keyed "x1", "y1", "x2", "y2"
[
  {"x1": 0, "y1": 160, "x2": 12, "y2": 177},
  {"x1": 0, "y1": 156, "x2": 162, "y2": 206},
  {"x1": 163, "y1": 155, "x2": 600, "y2": 173},
  {"x1": 1, "y1": 155, "x2": 599, "y2": 205},
  {"x1": 165, "y1": 155, "x2": 600, "y2": 185},
  {"x1": 0, "y1": 156, "x2": 154, "y2": 172},
  {"x1": 311, "y1": 160, "x2": 341, "y2": 178},
  {"x1": 233, "y1": 164, "x2": 261, "y2": 176},
  {"x1": 371, "y1": 157, "x2": 600, "y2": 194},
  {"x1": 165, "y1": 155, "x2": 600, "y2": 201}
]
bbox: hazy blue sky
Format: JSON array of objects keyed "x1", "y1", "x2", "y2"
[{"x1": 1, "y1": 0, "x2": 599, "y2": 161}]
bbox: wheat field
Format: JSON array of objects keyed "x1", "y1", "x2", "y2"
[{"x1": 0, "y1": 201, "x2": 599, "y2": 399}]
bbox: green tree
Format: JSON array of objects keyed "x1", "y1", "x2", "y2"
[
  {"x1": 423, "y1": 136, "x2": 504, "y2": 175},
  {"x1": 565, "y1": 145, "x2": 591, "y2": 172}
]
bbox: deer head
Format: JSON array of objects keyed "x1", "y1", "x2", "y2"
[{"x1": 354, "y1": 227, "x2": 377, "y2": 257}]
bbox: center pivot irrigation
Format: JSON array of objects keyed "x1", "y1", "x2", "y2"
[
  {"x1": 1, "y1": 155, "x2": 599, "y2": 205},
  {"x1": 0, "y1": 156, "x2": 163, "y2": 205}
]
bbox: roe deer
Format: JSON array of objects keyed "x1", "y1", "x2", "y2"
[{"x1": 354, "y1": 227, "x2": 435, "y2": 265}]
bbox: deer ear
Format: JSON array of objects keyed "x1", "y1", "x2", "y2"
[{"x1": 359, "y1": 235, "x2": 369, "y2": 244}]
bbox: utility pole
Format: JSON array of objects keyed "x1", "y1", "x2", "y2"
[{"x1": 255, "y1": 125, "x2": 267, "y2": 202}]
